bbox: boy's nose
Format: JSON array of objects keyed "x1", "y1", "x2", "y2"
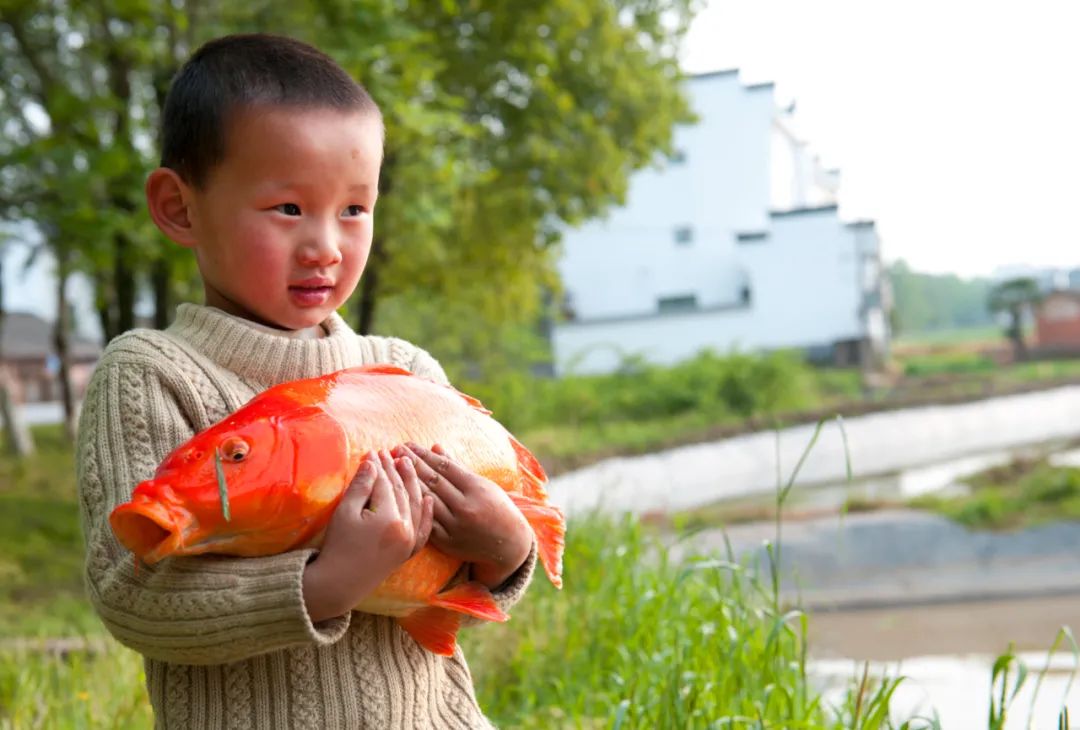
[{"x1": 298, "y1": 221, "x2": 344, "y2": 266}]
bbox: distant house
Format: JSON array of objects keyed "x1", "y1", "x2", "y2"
[
  {"x1": 1035, "y1": 290, "x2": 1080, "y2": 356},
  {"x1": 0, "y1": 312, "x2": 100, "y2": 403},
  {"x1": 551, "y1": 70, "x2": 889, "y2": 375}
]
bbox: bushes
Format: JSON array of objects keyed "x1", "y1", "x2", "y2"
[{"x1": 463, "y1": 349, "x2": 824, "y2": 434}]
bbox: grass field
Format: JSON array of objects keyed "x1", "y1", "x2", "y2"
[
  {"x1": 912, "y1": 458, "x2": 1080, "y2": 531},
  {"x1": 0, "y1": 424, "x2": 927, "y2": 728}
]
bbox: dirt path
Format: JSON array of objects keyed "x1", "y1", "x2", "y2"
[{"x1": 808, "y1": 592, "x2": 1080, "y2": 661}]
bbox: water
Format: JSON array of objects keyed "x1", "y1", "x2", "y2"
[{"x1": 813, "y1": 652, "x2": 1079, "y2": 728}]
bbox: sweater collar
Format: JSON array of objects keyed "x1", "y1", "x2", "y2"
[{"x1": 167, "y1": 303, "x2": 362, "y2": 386}]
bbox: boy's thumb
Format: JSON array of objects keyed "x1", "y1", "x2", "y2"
[{"x1": 344, "y1": 461, "x2": 377, "y2": 503}]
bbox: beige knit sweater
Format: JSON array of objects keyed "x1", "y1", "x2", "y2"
[{"x1": 76, "y1": 303, "x2": 536, "y2": 729}]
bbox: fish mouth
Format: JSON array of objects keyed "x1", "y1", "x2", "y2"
[{"x1": 109, "y1": 495, "x2": 184, "y2": 564}]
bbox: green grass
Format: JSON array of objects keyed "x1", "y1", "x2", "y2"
[
  {"x1": 462, "y1": 514, "x2": 921, "y2": 729},
  {"x1": 912, "y1": 460, "x2": 1080, "y2": 530},
  {"x1": 893, "y1": 326, "x2": 1002, "y2": 348},
  {"x1": 0, "y1": 423, "x2": 1073, "y2": 727},
  {"x1": 0, "y1": 642, "x2": 151, "y2": 729},
  {"x1": 0, "y1": 425, "x2": 100, "y2": 638},
  {"x1": 1, "y1": 512, "x2": 920, "y2": 729}
]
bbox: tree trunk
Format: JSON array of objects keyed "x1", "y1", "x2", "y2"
[
  {"x1": 0, "y1": 379, "x2": 34, "y2": 457},
  {"x1": 152, "y1": 255, "x2": 172, "y2": 329},
  {"x1": 1008, "y1": 307, "x2": 1028, "y2": 362},
  {"x1": 53, "y1": 245, "x2": 77, "y2": 442},
  {"x1": 355, "y1": 252, "x2": 380, "y2": 335},
  {"x1": 115, "y1": 232, "x2": 136, "y2": 334},
  {"x1": 95, "y1": 271, "x2": 117, "y2": 343},
  {"x1": 0, "y1": 254, "x2": 34, "y2": 456}
]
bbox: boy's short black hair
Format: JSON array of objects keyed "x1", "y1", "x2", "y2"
[{"x1": 160, "y1": 33, "x2": 381, "y2": 188}]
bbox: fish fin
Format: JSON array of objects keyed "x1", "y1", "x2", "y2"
[
  {"x1": 352, "y1": 364, "x2": 413, "y2": 377},
  {"x1": 455, "y1": 391, "x2": 493, "y2": 415},
  {"x1": 429, "y1": 582, "x2": 509, "y2": 622},
  {"x1": 509, "y1": 493, "x2": 566, "y2": 590},
  {"x1": 396, "y1": 607, "x2": 461, "y2": 656},
  {"x1": 510, "y1": 435, "x2": 548, "y2": 501}
]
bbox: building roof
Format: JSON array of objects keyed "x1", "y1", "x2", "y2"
[{"x1": 1, "y1": 311, "x2": 101, "y2": 361}]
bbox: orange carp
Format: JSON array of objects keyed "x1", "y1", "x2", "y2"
[{"x1": 109, "y1": 365, "x2": 565, "y2": 655}]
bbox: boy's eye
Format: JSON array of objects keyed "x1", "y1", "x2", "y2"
[
  {"x1": 342, "y1": 204, "x2": 365, "y2": 217},
  {"x1": 275, "y1": 203, "x2": 302, "y2": 216}
]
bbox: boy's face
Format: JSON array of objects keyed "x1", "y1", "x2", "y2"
[{"x1": 185, "y1": 105, "x2": 382, "y2": 330}]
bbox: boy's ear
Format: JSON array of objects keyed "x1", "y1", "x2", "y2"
[{"x1": 146, "y1": 167, "x2": 198, "y2": 248}]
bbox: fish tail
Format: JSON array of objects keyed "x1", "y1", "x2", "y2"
[
  {"x1": 510, "y1": 435, "x2": 548, "y2": 501},
  {"x1": 509, "y1": 493, "x2": 565, "y2": 589},
  {"x1": 396, "y1": 607, "x2": 461, "y2": 656},
  {"x1": 429, "y1": 582, "x2": 509, "y2": 622}
]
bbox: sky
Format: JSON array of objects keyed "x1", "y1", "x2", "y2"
[{"x1": 680, "y1": 0, "x2": 1080, "y2": 277}]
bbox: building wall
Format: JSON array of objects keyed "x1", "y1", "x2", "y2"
[
  {"x1": 553, "y1": 207, "x2": 879, "y2": 374},
  {"x1": 1036, "y1": 293, "x2": 1080, "y2": 351},
  {"x1": 553, "y1": 71, "x2": 887, "y2": 375},
  {"x1": 557, "y1": 71, "x2": 774, "y2": 322}
]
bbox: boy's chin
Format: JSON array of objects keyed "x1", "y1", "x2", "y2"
[{"x1": 246, "y1": 305, "x2": 333, "y2": 332}]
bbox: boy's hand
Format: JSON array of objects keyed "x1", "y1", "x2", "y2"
[
  {"x1": 302, "y1": 450, "x2": 432, "y2": 623},
  {"x1": 396, "y1": 443, "x2": 533, "y2": 589}
]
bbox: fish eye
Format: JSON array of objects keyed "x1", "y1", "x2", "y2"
[{"x1": 219, "y1": 437, "x2": 250, "y2": 463}]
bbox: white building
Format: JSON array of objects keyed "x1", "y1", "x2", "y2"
[{"x1": 552, "y1": 70, "x2": 889, "y2": 375}]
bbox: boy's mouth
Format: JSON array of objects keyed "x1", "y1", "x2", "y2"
[{"x1": 289, "y1": 278, "x2": 335, "y2": 307}]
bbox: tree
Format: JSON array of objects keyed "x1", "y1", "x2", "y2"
[
  {"x1": 1, "y1": 0, "x2": 699, "y2": 387},
  {"x1": 887, "y1": 259, "x2": 995, "y2": 334},
  {"x1": 988, "y1": 276, "x2": 1041, "y2": 361}
]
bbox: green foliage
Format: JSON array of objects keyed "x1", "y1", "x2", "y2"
[
  {"x1": 900, "y1": 352, "x2": 997, "y2": 377},
  {"x1": 0, "y1": 643, "x2": 151, "y2": 728},
  {"x1": 463, "y1": 513, "x2": 919, "y2": 729},
  {"x1": 912, "y1": 462, "x2": 1080, "y2": 531},
  {"x1": 887, "y1": 260, "x2": 995, "y2": 334},
  {"x1": 469, "y1": 349, "x2": 822, "y2": 435},
  {"x1": 1, "y1": 1, "x2": 699, "y2": 340},
  {"x1": 0, "y1": 426, "x2": 99, "y2": 636}
]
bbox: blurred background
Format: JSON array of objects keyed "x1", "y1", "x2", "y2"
[{"x1": 2, "y1": 0, "x2": 1080, "y2": 726}]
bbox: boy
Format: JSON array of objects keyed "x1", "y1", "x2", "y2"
[{"x1": 76, "y1": 33, "x2": 535, "y2": 729}]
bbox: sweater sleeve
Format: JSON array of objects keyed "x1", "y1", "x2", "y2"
[{"x1": 77, "y1": 357, "x2": 350, "y2": 666}]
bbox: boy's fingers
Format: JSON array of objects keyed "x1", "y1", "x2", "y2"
[
  {"x1": 379, "y1": 450, "x2": 408, "y2": 521},
  {"x1": 430, "y1": 520, "x2": 451, "y2": 546},
  {"x1": 365, "y1": 455, "x2": 393, "y2": 517},
  {"x1": 429, "y1": 492, "x2": 454, "y2": 527},
  {"x1": 411, "y1": 495, "x2": 434, "y2": 556},
  {"x1": 343, "y1": 460, "x2": 377, "y2": 512},
  {"x1": 395, "y1": 456, "x2": 423, "y2": 522},
  {"x1": 403, "y1": 443, "x2": 467, "y2": 500}
]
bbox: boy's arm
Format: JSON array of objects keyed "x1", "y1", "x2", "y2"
[{"x1": 78, "y1": 359, "x2": 350, "y2": 666}]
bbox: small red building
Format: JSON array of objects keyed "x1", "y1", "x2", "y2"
[
  {"x1": 0, "y1": 312, "x2": 100, "y2": 403},
  {"x1": 1035, "y1": 290, "x2": 1080, "y2": 355}
]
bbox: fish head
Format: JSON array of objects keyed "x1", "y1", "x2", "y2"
[{"x1": 110, "y1": 403, "x2": 352, "y2": 563}]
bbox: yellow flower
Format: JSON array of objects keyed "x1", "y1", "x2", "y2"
[{"x1": 76, "y1": 691, "x2": 90, "y2": 701}]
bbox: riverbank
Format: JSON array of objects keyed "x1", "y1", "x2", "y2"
[{"x1": 547, "y1": 383, "x2": 1080, "y2": 517}]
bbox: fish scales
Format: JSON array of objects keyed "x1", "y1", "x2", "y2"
[{"x1": 109, "y1": 365, "x2": 565, "y2": 655}]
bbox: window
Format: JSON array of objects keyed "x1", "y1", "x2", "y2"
[
  {"x1": 657, "y1": 294, "x2": 698, "y2": 313},
  {"x1": 736, "y1": 231, "x2": 768, "y2": 244},
  {"x1": 674, "y1": 226, "x2": 694, "y2": 245}
]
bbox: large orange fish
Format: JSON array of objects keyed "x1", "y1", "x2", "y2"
[{"x1": 109, "y1": 365, "x2": 565, "y2": 655}]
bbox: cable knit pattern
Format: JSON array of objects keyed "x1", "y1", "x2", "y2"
[{"x1": 77, "y1": 303, "x2": 536, "y2": 729}]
